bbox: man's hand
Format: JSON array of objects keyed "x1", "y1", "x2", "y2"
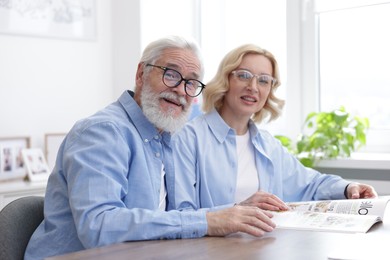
[
  {"x1": 346, "y1": 182, "x2": 378, "y2": 199},
  {"x1": 206, "y1": 205, "x2": 275, "y2": 237},
  {"x1": 238, "y1": 191, "x2": 289, "y2": 211}
]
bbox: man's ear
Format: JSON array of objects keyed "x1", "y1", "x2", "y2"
[
  {"x1": 135, "y1": 63, "x2": 144, "y2": 87},
  {"x1": 134, "y1": 63, "x2": 145, "y2": 104}
]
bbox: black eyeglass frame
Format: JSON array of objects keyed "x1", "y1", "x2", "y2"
[{"x1": 146, "y1": 64, "x2": 205, "y2": 97}]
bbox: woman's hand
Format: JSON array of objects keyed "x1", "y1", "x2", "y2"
[
  {"x1": 238, "y1": 191, "x2": 289, "y2": 211},
  {"x1": 346, "y1": 182, "x2": 378, "y2": 199}
]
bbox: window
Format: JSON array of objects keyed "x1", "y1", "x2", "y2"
[
  {"x1": 198, "y1": 0, "x2": 286, "y2": 84},
  {"x1": 140, "y1": 0, "x2": 286, "y2": 81},
  {"x1": 302, "y1": 0, "x2": 390, "y2": 153},
  {"x1": 140, "y1": 0, "x2": 287, "y2": 132},
  {"x1": 140, "y1": 0, "x2": 390, "y2": 153}
]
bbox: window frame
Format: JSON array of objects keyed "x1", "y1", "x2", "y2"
[{"x1": 299, "y1": 0, "x2": 390, "y2": 153}]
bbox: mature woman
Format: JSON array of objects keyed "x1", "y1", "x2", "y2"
[{"x1": 173, "y1": 44, "x2": 377, "y2": 212}]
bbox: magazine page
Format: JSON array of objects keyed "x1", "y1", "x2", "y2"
[
  {"x1": 285, "y1": 197, "x2": 390, "y2": 219},
  {"x1": 271, "y1": 210, "x2": 381, "y2": 233}
]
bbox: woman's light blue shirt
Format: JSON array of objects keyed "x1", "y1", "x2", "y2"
[
  {"x1": 173, "y1": 109, "x2": 350, "y2": 211},
  {"x1": 25, "y1": 91, "x2": 207, "y2": 260}
]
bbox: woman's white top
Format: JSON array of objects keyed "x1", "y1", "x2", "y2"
[{"x1": 234, "y1": 130, "x2": 259, "y2": 203}]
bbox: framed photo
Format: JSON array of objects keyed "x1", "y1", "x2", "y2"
[
  {"x1": 45, "y1": 133, "x2": 67, "y2": 170},
  {"x1": 0, "y1": 137, "x2": 30, "y2": 181},
  {"x1": 22, "y1": 148, "x2": 51, "y2": 182},
  {"x1": 0, "y1": 0, "x2": 96, "y2": 40}
]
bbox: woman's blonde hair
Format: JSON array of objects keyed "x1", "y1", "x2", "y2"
[{"x1": 202, "y1": 44, "x2": 285, "y2": 123}]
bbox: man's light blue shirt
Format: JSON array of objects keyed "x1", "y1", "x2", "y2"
[
  {"x1": 25, "y1": 91, "x2": 207, "y2": 260},
  {"x1": 173, "y1": 109, "x2": 350, "y2": 211}
]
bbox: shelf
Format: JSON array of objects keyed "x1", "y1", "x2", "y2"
[
  {"x1": 316, "y1": 153, "x2": 390, "y2": 170},
  {"x1": 0, "y1": 180, "x2": 47, "y2": 210}
]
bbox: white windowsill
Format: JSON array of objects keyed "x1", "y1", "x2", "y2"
[{"x1": 316, "y1": 153, "x2": 390, "y2": 170}]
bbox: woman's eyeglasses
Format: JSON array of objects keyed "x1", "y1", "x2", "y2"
[{"x1": 231, "y1": 69, "x2": 276, "y2": 87}]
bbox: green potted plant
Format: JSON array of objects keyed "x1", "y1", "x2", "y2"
[{"x1": 275, "y1": 107, "x2": 370, "y2": 168}]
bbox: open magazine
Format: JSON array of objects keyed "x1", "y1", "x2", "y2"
[{"x1": 271, "y1": 197, "x2": 390, "y2": 233}]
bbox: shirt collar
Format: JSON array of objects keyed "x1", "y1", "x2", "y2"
[
  {"x1": 118, "y1": 90, "x2": 171, "y2": 144},
  {"x1": 204, "y1": 109, "x2": 233, "y2": 143},
  {"x1": 205, "y1": 109, "x2": 261, "y2": 144}
]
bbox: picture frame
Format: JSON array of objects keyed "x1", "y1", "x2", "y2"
[
  {"x1": 0, "y1": 0, "x2": 96, "y2": 41},
  {"x1": 45, "y1": 133, "x2": 67, "y2": 170},
  {"x1": 22, "y1": 148, "x2": 51, "y2": 182},
  {"x1": 0, "y1": 136, "x2": 30, "y2": 181}
]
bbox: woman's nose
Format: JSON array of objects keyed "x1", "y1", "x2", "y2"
[{"x1": 248, "y1": 77, "x2": 259, "y2": 93}]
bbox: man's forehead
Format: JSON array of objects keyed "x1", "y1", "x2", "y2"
[
  {"x1": 158, "y1": 49, "x2": 201, "y2": 77},
  {"x1": 159, "y1": 49, "x2": 199, "y2": 64}
]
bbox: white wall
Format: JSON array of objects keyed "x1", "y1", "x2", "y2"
[
  {"x1": 0, "y1": 0, "x2": 141, "y2": 150},
  {"x1": 112, "y1": 0, "x2": 141, "y2": 98}
]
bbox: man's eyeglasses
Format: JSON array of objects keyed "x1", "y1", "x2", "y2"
[
  {"x1": 231, "y1": 70, "x2": 277, "y2": 88},
  {"x1": 146, "y1": 64, "x2": 205, "y2": 97}
]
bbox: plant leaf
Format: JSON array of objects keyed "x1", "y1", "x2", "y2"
[{"x1": 273, "y1": 107, "x2": 369, "y2": 168}]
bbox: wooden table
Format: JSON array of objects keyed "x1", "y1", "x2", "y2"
[{"x1": 47, "y1": 203, "x2": 390, "y2": 260}]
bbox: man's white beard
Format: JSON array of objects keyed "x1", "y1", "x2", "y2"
[{"x1": 140, "y1": 84, "x2": 191, "y2": 133}]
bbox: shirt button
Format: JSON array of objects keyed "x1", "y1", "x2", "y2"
[
  {"x1": 154, "y1": 135, "x2": 159, "y2": 140},
  {"x1": 155, "y1": 152, "x2": 160, "y2": 157},
  {"x1": 144, "y1": 138, "x2": 149, "y2": 143}
]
